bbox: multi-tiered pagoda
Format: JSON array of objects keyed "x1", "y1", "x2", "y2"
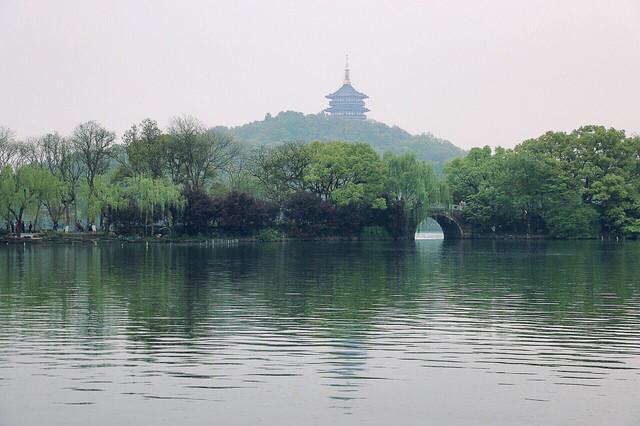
[{"x1": 324, "y1": 58, "x2": 369, "y2": 119}]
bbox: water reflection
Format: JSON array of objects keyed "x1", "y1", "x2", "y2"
[{"x1": 1, "y1": 241, "x2": 639, "y2": 425}]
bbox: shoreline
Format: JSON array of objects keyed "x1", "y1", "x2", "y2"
[{"x1": 1, "y1": 232, "x2": 631, "y2": 245}]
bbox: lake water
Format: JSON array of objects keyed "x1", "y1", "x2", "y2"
[{"x1": 1, "y1": 240, "x2": 639, "y2": 425}]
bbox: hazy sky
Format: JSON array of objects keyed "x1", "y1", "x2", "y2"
[{"x1": 1, "y1": 0, "x2": 639, "y2": 149}]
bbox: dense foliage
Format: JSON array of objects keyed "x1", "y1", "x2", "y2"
[
  {"x1": 445, "y1": 126, "x2": 640, "y2": 238},
  {"x1": 0, "y1": 119, "x2": 447, "y2": 240},
  {"x1": 215, "y1": 111, "x2": 465, "y2": 172},
  {"x1": 6, "y1": 118, "x2": 637, "y2": 240}
]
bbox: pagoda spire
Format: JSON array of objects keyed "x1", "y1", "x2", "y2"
[{"x1": 343, "y1": 54, "x2": 351, "y2": 85}]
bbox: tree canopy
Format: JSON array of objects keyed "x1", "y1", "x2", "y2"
[{"x1": 444, "y1": 126, "x2": 640, "y2": 238}]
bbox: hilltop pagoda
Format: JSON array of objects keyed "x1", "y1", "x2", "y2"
[{"x1": 324, "y1": 57, "x2": 369, "y2": 120}]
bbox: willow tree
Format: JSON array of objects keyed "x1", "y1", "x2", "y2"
[
  {"x1": 39, "y1": 175, "x2": 67, "y2": 230},
  {"x1": 121, "y1": 176, "x2": 184, "y2": 236},
  {"x1": 385, "y1": 153, "x2": 449, "y2": 238},
  {"x1": 83, "y1": 175, "x2": 125, "y2": 229},
  {"x1": 0, "y1": 165, "x2": 61, "y2": 236}
]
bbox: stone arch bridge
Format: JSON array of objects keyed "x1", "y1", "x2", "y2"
[{"x1": 427, "y1": 205, "x2": 468, "y2": 240}]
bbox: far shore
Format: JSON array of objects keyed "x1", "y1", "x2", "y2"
[{"x1": 1, "y1": 232, "x2": 631, "y2": 245}]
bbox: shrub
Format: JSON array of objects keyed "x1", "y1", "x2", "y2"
[
  {"x1": 283, "y1": 192, "x2": 335, "y2": 238},
  {"x1": 213, "y1": 191, "x2": 278, "y2": 236},
  {"x1": 255, "y1": 228, "x2": 283, "y2": 242},
  {"x1": 181, "y1": 187, "x2": 215, "y2": 235}
]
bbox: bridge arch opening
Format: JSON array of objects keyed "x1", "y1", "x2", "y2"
[
  {"x1": 415, "y1": 218, "x2": 444, "y2": 240},
  {"x1": 430, "y1": 214, "x2": 464, "y2": 240},
  {"x1": 415, "y1": 207, "x2": 466, "y2": 240}
]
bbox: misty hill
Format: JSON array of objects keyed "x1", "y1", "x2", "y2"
[{"x1": 214, "y1": 111, "x2": 465, "y2": 170}]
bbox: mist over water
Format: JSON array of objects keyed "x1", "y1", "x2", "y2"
[{"x1": 1, "y1": 241, "x2": 639, "y2": 425}]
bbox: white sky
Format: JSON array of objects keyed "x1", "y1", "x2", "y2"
[{"x1": 1, "y1": 0, "x2": 639, "y2": 149}]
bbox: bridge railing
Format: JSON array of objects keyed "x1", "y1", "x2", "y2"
[{"x1": 429, "y1": 204, "x2": 464, "y2": 213}]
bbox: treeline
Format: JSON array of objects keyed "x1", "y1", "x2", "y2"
[
  {"x1": 0, "y1": 117, "x2": 447, "y2": 239},
  {"x1": 446, "y1": 125, "x2": 640, "y2": 238}
]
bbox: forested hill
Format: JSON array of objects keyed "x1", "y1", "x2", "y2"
[{"x1": 214, "y1": 111, "x2": 465, "y2": 171}]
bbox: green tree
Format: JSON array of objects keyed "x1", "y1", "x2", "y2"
[
  {"x1": 122, "y1": 119, "x2": 169, "y2": 178},
  {"x1": 519, "y1": 125, "x2": 640, "y2": 236},
  {"x1": 304, "y1": 141, "x2": 386, "y2": 208},
  {"x1": 385, "y1": 153, "x2": 449, "y2": 237},
  {"x1": 0, "y1": 166, "x2": 61, "y2": 236},
  {"x1": 447, "y1": 125, "x2": 639, "y2": 238},
  {"x1": 444, "y1": 146, "x2": 510, "y2": 232},
  {"x1": 497, "y1": 151, "x2": 557, "y2": 234},
  {"x1": 83, "y1": 175, "x2": 125, "y2": 229},
  {"x1": 120, "y1": 175, "x2": 184, "y2": 236},
  {"x1": 590, "y1": 174, "x2": 637, "y2": 235},
  {"x1": 542, "y1": 191, "x2": 598, "y2": 238},
  {"x1": 444, "y1": 146, "x2": 493, "y2": 204}
]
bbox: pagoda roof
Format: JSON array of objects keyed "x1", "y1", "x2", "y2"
[
  {"x1": 325, "y1": 83, "x2": 368, "y2": 99},
  {"x1": 324, "y1": 106, "x2": 370, "y2": 113}
]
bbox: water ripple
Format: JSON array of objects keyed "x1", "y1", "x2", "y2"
[{"x1": 1, "y1": 241, "x2": 640, "y2": 425}]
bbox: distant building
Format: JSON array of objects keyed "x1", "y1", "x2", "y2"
[{"x1": 324, "y1": 57, "x2": 369, "y2": 120}]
